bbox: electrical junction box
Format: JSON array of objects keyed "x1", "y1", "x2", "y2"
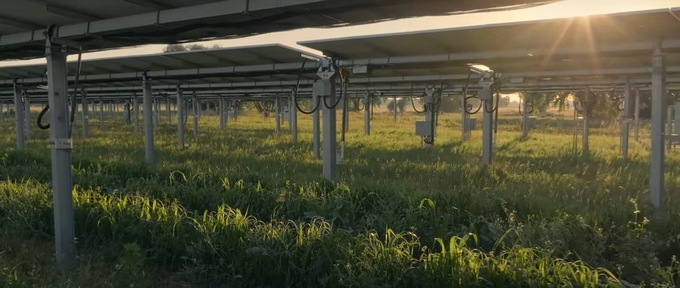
[
  {"x1": 313, "y1": 81, "x2": 332, "y2": 97},
  {"x1": 477, "y1": 88, "x2": 493, "y2": 101},
  {"x1": 361, "y1": 97, "x2": 370, "y2": 104},
  {"x1": 522, "y1": 116, "x2": 537, "y2": 129},
  {"x1": 422, "y1": 95, "x2": 433, "y2": 104},
  {"x1": 415, "y1": 121, "x2": 433, "y2": 137}
]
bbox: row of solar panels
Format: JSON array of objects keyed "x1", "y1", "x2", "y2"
[{"x1": 0, "y1": 6, "x2": 677, "y2": 102}]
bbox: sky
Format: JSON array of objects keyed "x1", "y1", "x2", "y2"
[{"x1": 0, "y1": 0, "x2": 676, "y2": 68}]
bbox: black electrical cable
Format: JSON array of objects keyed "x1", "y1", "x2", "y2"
[
  {"x1": 293, "y1": 59, "x2": 321, "y2": 115},
  {"x1": 322, "y1": 67, "x2": 345, "y2": 109},
  {"x1": 463, "y1": 71, "x2": 483, "y2": 114},
  {"x1": 493, "y1": 84, "x2": 501, "y2": 135},
  {"x1": 67, "y1": 47, "x2": 83, "y2": 138},
  {"x1": 484, "y1": 84, "x2": 500, "y2": 114},
  {"x1": 410, "y1": 84, "x2": 426, "y2": 113},
  {"x1": 341, "y1": 83, "x2": 349, "y2": 143},
  {"x1": 37, "y1": 102, "x2": 50, "y2": 129}
]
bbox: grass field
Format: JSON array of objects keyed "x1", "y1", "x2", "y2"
[{"x1": 0, "y1": 106, "x2": 678, "y2": 287}]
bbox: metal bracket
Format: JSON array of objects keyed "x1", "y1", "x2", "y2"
[
  {"x1": 50, "y1": 138, "x2": 72, "y2": 150},
  {"x1": 317, "y1": 58, "x2": 337, "y2": 80}
]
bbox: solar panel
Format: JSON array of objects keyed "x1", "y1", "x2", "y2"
[
  {"x1": 0, "y1": 43, "x2": 316, "y2": 81},
  {"x1": 0, "y1": 0, "x2": 558, "y2": 60},
  {"x1": 300, "y1": 7, "x2": 680, "y2": 65}
]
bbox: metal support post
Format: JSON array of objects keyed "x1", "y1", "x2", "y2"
[
  {"x1": 667, "y1": 106, "x2": 673, "y2": 151},
  {"x1": 650, "y1": 42, "x2": 665, "y2": 211},
  {"x1": 422, "y1": 86, "x2": 436, "y2": 148},
  {"x1": 393, "y1": 96, "x2": 397, "y2": 122},
  {"x1": 142, "y1": 75, "x2": 154, "y2": 163},
  {"x1": 275, "y1": 95, "x2": 281, "y2": 133},
  {"x1": 582, "y1": 88, "x2": 590, "y2": 157},
  {"x1": 81, "y1": 89, "x2": 89, "y2": 138},
  {"x1": 634, "y1": 89, "x2": 640, "y2": 141},
  {"x1": 522, "y1": 95, "x2": 529, "y2": 139},
  {"x1": 312, "y1": 94, "x2": 321, "y2": 159},
  {"x1": 343, "y1": 96, "x2": 350, "y2": 133},
  {"x1": 13, "y1": 83, "x2": 24, "y2": 150},
  {"x1": 24, "y1": 93, "x2": 31, "y2": 140},
  {"x1": 153, "y1": 97, "x2": 160, "y2": 128},
  {"x1": 462, "y1": 96, "x2": 470, "y2": 141},
  {"x1": 46, "y1": 37, "x2": 76, "y2": 270},
  {"x1": 291, "y1": 94, "x2": 298, "y2": 142},
  {"x1": 99, "y1": 98, "x2": 104, "y2": 129},
  {"x1": 133, "y1": 95, "x2": 140, "y2": 135},
  {"x1": 166, "y1": 97, "x2": 171, "y2": 125},
  {"x1": 621, "y1": 80, "x2": 631, "y2": 158},
  {"x1": 317, "y1": 59, "x2": 338, "y2": 179},
  {"x1": 192, "y1": 94, "x2": 198, "y2": 137},
  {"x1": 177, "y1": 88, "x2": 185, "y2": 148},
  {"x1": 219, "y1": 97, "x2": 226, "y2": 130},
  {"x1": 364, "y1": 93, "x2": 370, "y2": 135},
  {"x1": 479, "y1": 73, "x2": 496, "y2": 166},
  {"x1": 124, "y1": 101, "x2": 131, "y2": 125}
]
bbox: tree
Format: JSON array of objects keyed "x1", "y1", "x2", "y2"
[
  {"x1": 524, "y1": 92, "x2": 555, "y2": 114},
  {"x1": 372, "y1": 97, "x2": 382, "y2": 108},
  {"x1": 439, "y1": 95, "x2": 462, "y2": 113},
  {"x1": 163, "y1": 43, "x2": 222, "y2": 53},
  {"x1": 397, "y1": 98, "x2": 407, "y2": 114},
  {"x1": 163, "y1": 44, "x2": 187, "y2": 53},
  {"x1": 387, "y1": 98, "x2": 407, "y2": 114},
  {"x1": 499, "y1": 95, "x2": 510, "y2": 108},
  {"x1": 350, "y1": 98, "x2": 362, "y2": 111}
]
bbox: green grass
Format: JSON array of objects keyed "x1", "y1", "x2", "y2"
[{"x1": 0, "y1": 108, "x2": 678, "y2": 287}]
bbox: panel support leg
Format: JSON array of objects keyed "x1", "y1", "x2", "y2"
[
  {"x1": 393, "y1": 96, "x2": 397, "y2": 122},
  {"x1": 423, "y1": 86, "x2": 436, "y2": 148},
  {"x1": 24, "y1": 93, "x2": 31, "y2": 140},
  {"x1": 313, "y1": 94, "x2": 321, "y2": 159},
  {"x1": 650, "y1": 42, "x2": 665, "y2": 211},
  {"x1": 363, "y1": 94, "x2": 370, "y2": 136},
  {"x1": 46, "y1": 38, "x2": 75, "y2": 270},
  {"x1": 192, "y1": 93, "x2": 198, "y2": 137},
  {"x1": 143, "y1": 75, "x2": 154, "y2": 163},
  {"x1": 318, "y1": 61, "x2": 337, "y2": 180},
  {"x1": 153, "y1": 97, "x2": 160, "y2": 128},
  {"x1": 522, "y1": 95, "x2": 529, "y2": 140},
  {"x1": 166, "y1": 97, "x2": 171, "y2": 125},
  {"x1": 479, "y1": 77, "x2": 495, "y2": 166},
  {"x1": 177, "y1": 88, "x2": 185, "y2": 149},
  {"x1": 124, "y1": 101, "x2": 131, "y2": 125},
  {"x1": 582, "y1": 88, "x2": 590, "y2": 157},
  {"x1": 275, "y1": 95, "x2": 281, "y2": 133},
  {"x1": 621, "y1": 80, "x2": 631, "y2": 159},
  {"x1": 634, "y1": 89, "x2": 640, "y2": 141},
  {"x1": 291, "y1": 94, "x2": 298, "y2": 142},
  {"x1": 99, "y1": 98, "x2": 104, "y2": 129},
  {"x1": 81, "y1": 89, "x2": 89, "y2": 138},
  {"x1": 219, "y1": 97, "x2": 226, "y2": 130},
  {"x1": 133, "y1": 95, "x2": 140, "y2": 135},
  {"x1": 462, "y1": 96, "x2": 470, "y2": 141},
  {"x1": 13, "y1": 83, "x2": 25, "y2": 150},
  {"x1": 343, "y1": 95, "x2": 350, "y2": 133}
]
